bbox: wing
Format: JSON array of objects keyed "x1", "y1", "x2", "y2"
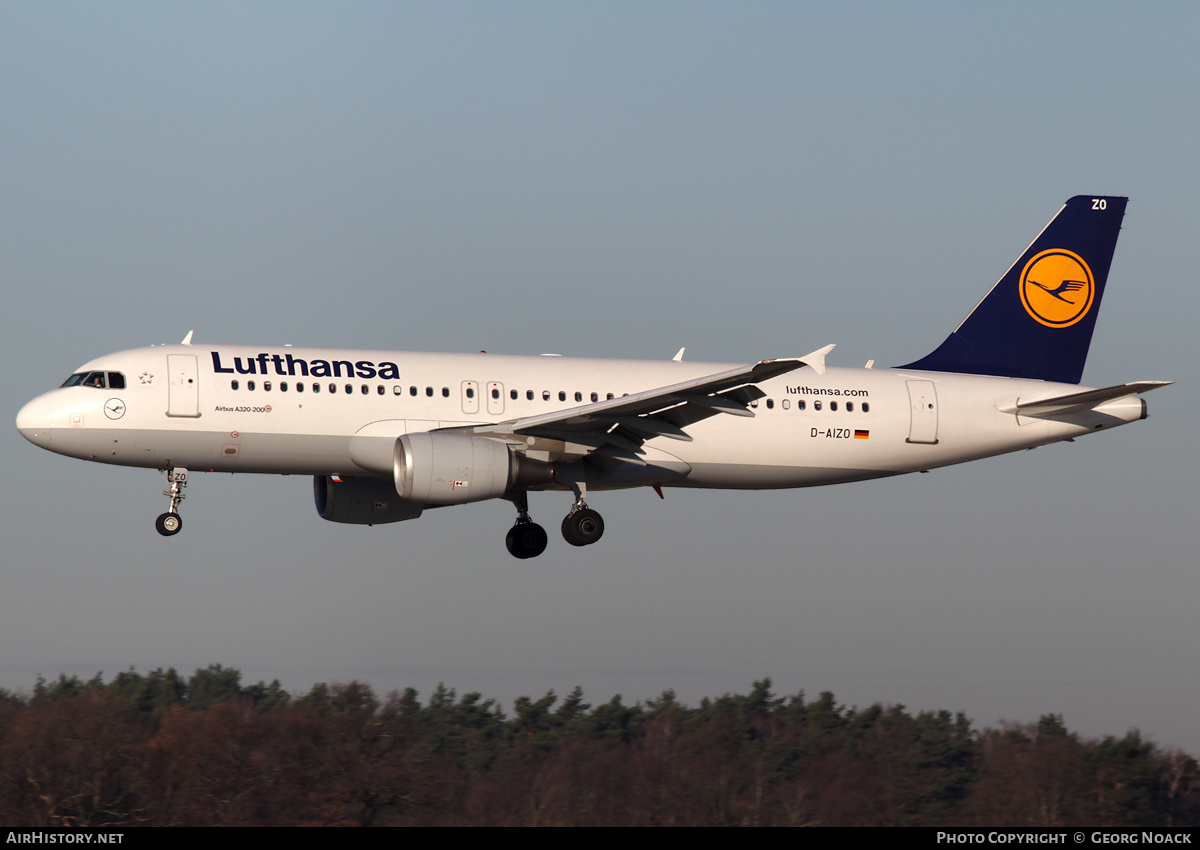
[{"x1": 446, "y1": 345, "x2": 835, "y2": 466}]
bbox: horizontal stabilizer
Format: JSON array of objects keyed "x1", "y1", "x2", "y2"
[{"x1": 1001, "y1": 381, "x2": 1172, "y2": 415}]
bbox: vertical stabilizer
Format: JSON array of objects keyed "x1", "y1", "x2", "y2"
[{"x1": 900, "y1": 195, "x2": 1127, "y2": 384}]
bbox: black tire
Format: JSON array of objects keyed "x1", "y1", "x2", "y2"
[
  {"x1": 562, "y1": 508, "x2": 604, "y2": 547},
  {"x1": 155, "y1": 512, "x2": 182, "y2": 537},
  {"x1": 507, "y1": 522, "x2": 548, "y2": 559}
]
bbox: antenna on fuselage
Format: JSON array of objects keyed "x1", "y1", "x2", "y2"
[{"x1": 181, "y1": 330, "x2": 194, "y2": 345}]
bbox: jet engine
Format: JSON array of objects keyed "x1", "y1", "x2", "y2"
[
  {"x1": 313, "y1": 474, "x2": 424, "y2": 525},
  {"x1": 317, "y1": 433, "x2": 553, "y2": 525},
  {"x1": 394, "y1": 432, "x2": 522, "y2": 506}
]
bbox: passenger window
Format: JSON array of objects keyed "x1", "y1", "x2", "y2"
[
  {"x1": 410, "y1": 386, "x2": 417, "y2": 396},
  {"x1": 361, "y1": 385, "x2": 369, "y2": 395},
  {"x1": 862, "y1": 402, "x2": 870, "y2": 413},
  {"x1": 782, "y1": 399, "x2": 790, "y2": 410},
  {"x1": 846, "y1": 401, "x2": 853, "y2": 412},
  {"x1": 590, "y1": 392, "x2": 598, "y2": 402},
  {"x1": 798, "y1": 400, "x2": 806, "y2": 411},
  {"x1": 426, "y1": 387, "x2": 433, "y2": 397},
  {"x1": 815, "y1": 400, "x2": 822, "y2": 410},
  {"x1": 442, "y1": 387, "x2": 449, "y2": 398},
  {"x1": 466, "y1": 387, "x2": 475, "y2": 399},
  {"x1": 558, "y1": 391, "x2": 566, "y2": 402},
  {"x1": 264, "y1": 381, "x2": 272, "y2": 391},
  {"x1": 296, "y1": 382, "x2": 304, "y2": 393},
  {"x1": 248, "y1": 381, "x2": 256, "y2": 391},
  {"x1": 231, "y1": 380, "x2": 239, "y2": 390},
  {"x1": 574, "y1": 392, "x2": 582, "y2": 402},
  {"x1": 492, "y1": 388, "x2": 500, "y2": 399},
  {"x1": 313, "y1": 383, "x2": 320, "y2": 393},
  {"x1": 607, "y1": 393, "x2": 614, "y2": 400},
  {"x1": 329, "y1": 383, "x2": 336, "y2": 393},
  {"x1": 280, "y1": 382, "x2": 288, "y2": 392},
  {"x1": 542, "y1": 390, "x2": 550, "y2": 401},
  {"x1": 511, "y1": 389, "x2": 518, "y2": 400},
  {"x1": 377, "y1": 386, "x2": 385, "y2": 395},
  {"x1": 831, "y1": 401, "x2": 838, "y2": 411},
  {"x1": 766, "y1": 399, "x2": 774, "y2": 409},
  {"x1": 393, "y1": 386, "x2": 401, "y2": 395},
  {"x1": 345, "y1": 384, "x2": 352, "y2": 394}
]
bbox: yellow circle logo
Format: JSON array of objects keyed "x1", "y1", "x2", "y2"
[{"x1": 1019, "y1": 249, "x2": 1094, "y2": 328}]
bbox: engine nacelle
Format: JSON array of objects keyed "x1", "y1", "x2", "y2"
[
  {"x1": 313, "y1": 475, "x2": 424, "y2": 525},
  {"x1": 394, "y1": 433, "x2": 516, "y2": 506}
]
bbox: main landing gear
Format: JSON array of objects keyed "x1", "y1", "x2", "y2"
[
  {"x1": 559, "y1": 477, "x2": 604, "y2": 548},
  {"x1": 506, "y1": 519, "x2": 548, "y2": 559},
  {"x1": 505, "y1": 489, "x2": 605, "y2": 558},
  {"x1": 506, "y1": 490, "x2": 548, "y2": 559},
  {"x1": 562, "y1": 505, "x2": 604, "y2": 547},
  {"x1": 155, "y1": 467, "x2": 188, "y2": 537}
]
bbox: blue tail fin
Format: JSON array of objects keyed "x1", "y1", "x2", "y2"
[{"x1": 900, "y1": 195, "x2": 1127, "y2": 384}]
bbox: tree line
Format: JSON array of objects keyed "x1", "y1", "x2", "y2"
[{"x1": 0, "y1": 666, "x2": 1195, "y2": 826}]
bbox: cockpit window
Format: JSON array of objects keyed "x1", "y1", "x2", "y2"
[
  {"x1": 61, "y1": 371, "x2": 107, "y2": 389},
  {"x1": 108, "y1": 372, "x2": 125, "y2": 389}
]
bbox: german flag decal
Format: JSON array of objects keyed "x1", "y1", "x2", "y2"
[{"x1": 854, "y1": 430, "x2": 869, "y2": 439}]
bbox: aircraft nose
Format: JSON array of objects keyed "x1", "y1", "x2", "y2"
[{"x1": 16, "y1": 395, "x2": 53, "y2": 448}]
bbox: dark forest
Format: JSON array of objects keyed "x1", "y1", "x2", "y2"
[{"x1": 0, "y1": 666, "x2": 1195, "y2": 827}]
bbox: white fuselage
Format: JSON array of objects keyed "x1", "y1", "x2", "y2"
[{"x1": 16, "y1": 344, "x2": 1146, "y2": 492}]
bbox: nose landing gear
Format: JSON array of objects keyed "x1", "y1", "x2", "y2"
[{"x1": 156, "y1": 467, "x2": 188, "y2": 537}]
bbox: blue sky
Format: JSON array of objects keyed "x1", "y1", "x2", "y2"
[{"x1": 3, "y1": 1, "x2": 1198, "y2": 750}]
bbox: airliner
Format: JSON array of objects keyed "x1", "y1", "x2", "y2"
[{"x1": 16, "y1": 196, "x2": 1169, "y2": 558}]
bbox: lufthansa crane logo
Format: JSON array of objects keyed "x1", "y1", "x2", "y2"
[{"x1": 1019, "y1": 249, "x2": 1094, "y2": 328}]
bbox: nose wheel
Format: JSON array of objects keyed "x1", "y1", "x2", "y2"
[
  {"x1": 156, "y1": 512, "x2": 183, "y2": 536},
  {"x1": 156, "y1": 468, "x2": 188, "y2": 537}
]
